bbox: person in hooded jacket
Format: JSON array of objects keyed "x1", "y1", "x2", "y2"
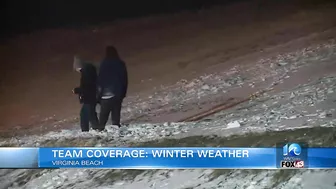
[
  {"x1": 73, "y1": 56, "x2": 100, "y2": 132},
  {"x1": 97, "y1": 46, "x2": 128, "y2": 129}
]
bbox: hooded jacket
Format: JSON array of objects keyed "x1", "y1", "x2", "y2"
[
  {"x1": 97, "y1": 48, "x2": 128, "y2": 99},
  {"x1": 73, "y1": 62, "x2": 98, "y2": 104}
]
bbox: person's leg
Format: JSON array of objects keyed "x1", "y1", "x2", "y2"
[
  {"x1": 88, "y1": 103, "x2": 99, "y2": 129},
  {"x1": 111, "y1": 97, "x2": 123, "y2": 127},
  {"x1": 80, "y1": 104, "x2": 90, "y2": 132},
  {"x1": 99, "y1": 99, "x2": 112, "y2": 130}
]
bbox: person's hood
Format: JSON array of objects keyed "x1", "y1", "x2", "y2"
[{"x1": 73, "y1": 56, "x2": 84, "y2": 71}]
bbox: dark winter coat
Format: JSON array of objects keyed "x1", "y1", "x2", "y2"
[
  {"x1": 97, "y1": 57, "x2": 128, "y2": 99},
  {"x1": 73, "y1": 63, "x2": 98, "y2": 104}
]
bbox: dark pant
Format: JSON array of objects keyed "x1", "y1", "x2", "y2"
[
  {"x1": 99, "y1": 97, "x2": 123, "y2": 129},
  {"x1": 80, "y1": 103, "x2": 99, "y2": 132}
]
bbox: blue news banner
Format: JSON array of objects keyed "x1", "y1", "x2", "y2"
[{"x1": 0, "y1": 145, "x2": 335, "y2": 169}]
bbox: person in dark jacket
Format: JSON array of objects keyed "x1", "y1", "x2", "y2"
[
  {"x1": 73, "y1": 56, "x2": 100, "y2": 132},
  {"x1": 97, "y1": 46, "x2": 128, "y2": 129}
]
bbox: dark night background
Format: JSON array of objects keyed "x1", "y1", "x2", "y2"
[
  {"x1": 2, "y1": 0, "x2": 334, "y2": 37},
  {"x1": 1, "y1": 0, "x2": 244, "y2": 37}
]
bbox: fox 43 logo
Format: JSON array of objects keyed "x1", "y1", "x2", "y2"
[
  {"x1": 280, "y1": 143, "x2": 305, "y2": 168},
  {"x1": 281, "y1": 160, "x2": 304, "y2": 168}
]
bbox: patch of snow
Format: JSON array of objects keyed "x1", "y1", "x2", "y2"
[{"x1": 227, "y1": 121, "x2": 241, "y2": 129}]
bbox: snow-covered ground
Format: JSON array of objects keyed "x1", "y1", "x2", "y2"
[
  {"x1": 1, "y1": 40, "x2": 336, "y2": 189},
  {"x1": 121, "y1": 39, "x2": 336, "y2": 124}
]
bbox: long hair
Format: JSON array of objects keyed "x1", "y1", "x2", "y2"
[{"x1": 105, "y1": 46, "x2": 120, "y2": 60}]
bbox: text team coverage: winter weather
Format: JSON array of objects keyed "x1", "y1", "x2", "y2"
[{"x1": 52, "y1": 149, "x2": 250, "y2": 158}]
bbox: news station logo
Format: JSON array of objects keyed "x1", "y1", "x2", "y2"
[
  {"x1": 280, "y1": 143, "x2": 305, "y2": 168},
  {"x1": 281, "y1": 160, "x2": 304, "y2": 168},
  {"x1": 283, "y1": 143, "x2": 301, "y2": 157}
]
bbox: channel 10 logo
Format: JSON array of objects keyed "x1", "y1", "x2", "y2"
[
  {"x1": 281, "y1": 143, "x2": 304, "y2": 168},
  {"x1": 283, "y1": 143, "x2": 301, "y2": 157}
]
